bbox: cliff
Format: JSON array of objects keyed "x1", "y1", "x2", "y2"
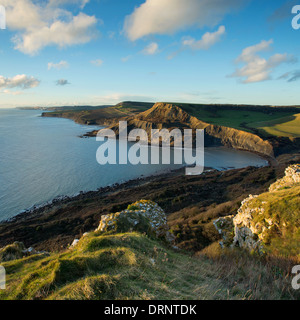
[{"x1": 108, "y1": 103, "x2": 274, "y2": 157}]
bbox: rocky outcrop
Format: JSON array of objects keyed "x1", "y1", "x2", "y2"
[
  {"x1": 213, "y1": 216, "x2": 234, "y2": 248},
  {"x1": 95, "y1": 200, "x2": 175, "y2": 244},
  {"x1": 214, "y1": 164, "x2": 300, "y2": 255},
  {"x1": 269, "y1": 164, "x2": 300, "y2": 192},
  {"x1": 231, "y1": 195, "x2": 264, "y2": 253}
]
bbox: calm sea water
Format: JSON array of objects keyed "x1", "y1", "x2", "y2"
[{"x1": 0, "y1": 109, "x2": 268, "y2": 221}]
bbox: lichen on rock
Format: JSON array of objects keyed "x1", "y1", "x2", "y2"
[
  {"x1": 213, "y1": 216, "x2": 234, "y2": 248},
  {"x1": 96, "y1": 200, "x2": 175, "y2": 244},
  {"x1": 232, "y1": 194, "x2": 264, "y2": 253}
]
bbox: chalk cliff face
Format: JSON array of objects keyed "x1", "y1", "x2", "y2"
[{"x1": 108, "y1": 103, "x2": 274, "y2": 157}]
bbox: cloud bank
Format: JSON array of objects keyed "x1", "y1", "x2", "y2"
[
  {"x1": 2, "y1": 0, "x2": 97, "y2": 55},
  {"x1": 124, "y1": 0, "x2": 244, "y2": 41},
  {"x1": 0, "y1": 74, "x2": 40, "y2": 90},
  {"x1": 230, "y1": 40, "x2": 296, "y2": 83}
]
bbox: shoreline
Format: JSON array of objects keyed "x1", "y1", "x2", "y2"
[
  {"x1": 2, "y1": 143, "x2": 270, "y2": 224},
  {"x1": 2, "y1": 115, "x2": 272, "y2": 224},
  {"x1": 1, "y1": 161, "x2": 288, "y2": 253},
  {"x1": 3, "y1": 165, "x2": 215, "y2": 224}
]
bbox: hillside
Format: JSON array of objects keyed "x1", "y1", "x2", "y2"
[
  {"x1": 42, "y1": 101, "x2": 300, "y2": 157},
  {"x1": 1, "y1": 199, "x2": 299, "y2": 300},
  {"x1": 108, "y1": 103, "x2": 274, "y2": 157},
  {"x1": 178, "y1": 103, "x2": 300, "y2": 135},
  {"x1": 41, "y1": 101, "x2": 153, "y2": 126},
  {"x1": 251, "y1": 113, "x2": 300, "y2": 138},
  {"x1": 215, "y1": 165, "x2": 300, "y2": 257}
]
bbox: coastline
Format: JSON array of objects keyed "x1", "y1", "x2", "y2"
[
  {"x1": 0, "y1": 161, "x2": 288, "y2": 253},
  {"x1": 0, "y1": 110, "x2": 282, "y2": 253},
  {"x1": 3, "y1": 114, "x2": 272, "y2": 224},
  {"x1": 4, "y1": 165, "x2": 213, "y2": 224}
]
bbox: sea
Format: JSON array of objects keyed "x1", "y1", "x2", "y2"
[{"x1": 0, "y1": 109, "x2": 268, "y2": 221}]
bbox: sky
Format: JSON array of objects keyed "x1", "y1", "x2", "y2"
[{"x1": 0, "y1": 0, "x2": 300, "y2": 108}]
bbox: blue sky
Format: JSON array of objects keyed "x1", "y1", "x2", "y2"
[{"x1": 0, "y1": 0, "x2": 300, "y2": 107}]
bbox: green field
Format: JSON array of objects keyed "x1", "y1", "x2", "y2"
[
  {"x1": 251, "y1": 114, "x2": 300, "y2": 138},
  {"x1": 44, "y1": 101, "x2": 300, "y2": 138},
  {"x1": 179, "y1": 104, "x2": 300, "y2": 138}
]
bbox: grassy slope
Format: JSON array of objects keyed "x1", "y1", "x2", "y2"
[
  {"x1": 43, "y1": 102, "x2": 154, "y2": 124},
  {"x1": 249, "y1": 184, "x2": 300, "y2": 257},
  {"x1": 0, "y1": 232, "x2": 223, "y2": 300},
  {"x1": 251, "y1": 114, "x2": 300, "y2": 138},
  {"x1": 179, "y1": 104, "x2": 300, "y2": 136},
  {"x1": 1, "y1": 231, "x2": 298, "y2": 300},
  {"x1": 43, "y1": 101, "x2": 300, "y2": 138}
]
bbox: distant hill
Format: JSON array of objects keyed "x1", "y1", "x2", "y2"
[
  {"x1": 42, "y1": 101, "x2": 300, "y2": 156},
  {"x1": 18, "y1": 105, "x2": 113, "y2": 112}
]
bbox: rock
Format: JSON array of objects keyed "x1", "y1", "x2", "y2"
[
  {"x1": 214, "y1": 164, "x2": 300, "y2": 255},
  {"x1": 213, "y1": 195, "x2": 264, "y2": 253},
  {"x1": 232, "y1": 194, "x2": 263, "y2": 251},
  {"x1": 96, "y1": 200, "x2": 175, "y2": 243},
  {"x1": 269, "y1": 164, "x2": 300, "y2": 192},
  {"x1": 70, "y1": 239, "x2": 80, "y2": 247},
  {"x1": 23, "y1": 247, "x2": 36, "y2": 255},
  {"x1": 213, "y1": 216, "x2": 234, "y2": 248}
]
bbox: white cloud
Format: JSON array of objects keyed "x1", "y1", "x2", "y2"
[
  {"x1": 13, "y1": 13, "x2": 97, "y2": 55},
  {"x1": 48, "y1": 0, "x2": 89, "y2": 10},
  {"x1": 0, "y1": 74, "x2": 40, "y2": 90},
  {"x1": 183, "y1": 25, "x2": 225, "y2": 50},
  {"x1": 91, "y1": 59, "x2": 103, "y2": 66},
  {"x1": 56, "y1": 79, "x2": 70, "y2": 86},
  {"x1": 142, "y1": 42, "x2": 159, "y2": 55},
  {"x1": 0, "y1": 90, "x2": 23, "y2": 96},
  {"x1": 121, "y1": 55, "x2": 132, "y2": 62},
  {"x1": 48, "y1": 60, "x2": 69, "y2": 70},
  {"x1": 2, "y1": 0, "x2": 97, "y2": 55},
  {"x1": 230, "y1": 40, "x2": 296, "y2": 83},
  {"x1": 124, "y1": 0, "x2": 244, "y2": 41}
]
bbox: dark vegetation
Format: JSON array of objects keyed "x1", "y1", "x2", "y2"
[{"x1": 1, "y1": 159, "x2": 298, "y2": 253}]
